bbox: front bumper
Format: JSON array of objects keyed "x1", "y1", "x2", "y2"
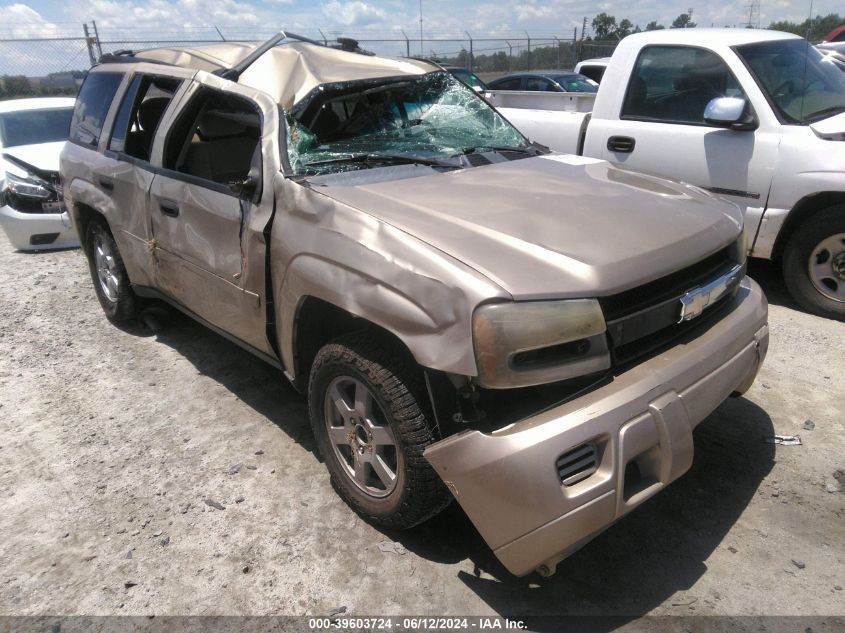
[
  {"x1": 424, "y1": 277, "x2": 768, "y2": 577},
  {"x1": 0, "y1": 205, "x2": 79, "y2": 251}
]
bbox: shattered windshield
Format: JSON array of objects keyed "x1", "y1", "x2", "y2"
[
  {"x1": 286, "y1": 71, "x2": 526, "y2": 175},
  {"x1": 736, "y1": 39, "x2": 845, "y2": 124}
]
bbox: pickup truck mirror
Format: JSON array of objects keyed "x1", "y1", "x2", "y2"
[
  {"x1": 704, "y1": 97, "x2": 758, "y2": 131},
  {"x1": 228, "y1": 166, "x2": 261, "y2": 200}
]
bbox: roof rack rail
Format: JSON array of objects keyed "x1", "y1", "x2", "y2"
[
  {"x1": 97, "y1": 49, "x2": 170, "y2": 66},
  {"x1": 216, "y1": 30, "x2": 323, "y2": 80}
]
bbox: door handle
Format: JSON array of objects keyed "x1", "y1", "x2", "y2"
[
  {"x1": 97, "y1": 175, "x2": 114, "y2": 192},
  {"x1": 158, "y1": 200, "x2": 180, "y2": 217},
  {"x1": 607, "y1": 135, "x2": 636, "y2": 153}
]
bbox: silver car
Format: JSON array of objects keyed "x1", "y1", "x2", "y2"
[{"x1": 60, "y1": 32, "x2": 768, "y2": 577}]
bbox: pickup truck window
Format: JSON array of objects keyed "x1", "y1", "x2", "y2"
[
  {"x1": 287, "y1": 72, "x2": 525, "y2": 175},
  {"x1": 735, "y1": 39, "x2": 845, "y2": 124},
  {"x1": 69, "y1": 72, "x2": 123, "y2": 147},
  {"x1": 622, "y1": 46, "x2": 746, "y2": 125},
  {"x1": 164, "y1": 88, "x2": 261, "y2": 186},
  {"x1": 109, "y1": 74, "x2": 183, "y2": 161}
]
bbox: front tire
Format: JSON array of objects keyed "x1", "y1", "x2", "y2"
[
  {"x1": 782, "y1": 205, "x2": 845, "y2": 321},
  {"x1": 308, "y1": 331, "x2": 451, "y2": 529},
  {"x1": 84, "y1": 218, "x2": 139, "y2": 323}
]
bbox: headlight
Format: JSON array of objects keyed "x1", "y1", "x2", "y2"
[
  {"x1": 472, "y1": 299, "x2": 611, "y2": 389},
  {"x1": 5, "y1": 172, "x2": 53, "y2": 199}
]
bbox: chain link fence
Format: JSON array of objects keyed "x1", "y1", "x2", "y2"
[{"x1": 0, "y1": 24, "x2": 622, "y2": 99}]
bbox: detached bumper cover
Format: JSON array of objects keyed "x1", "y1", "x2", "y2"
[
  {"x1": 424, "y1": 277, "x2": 768, "y2": 577},
  {"x1": 0, "y1": 205, "x2": 79, "y2": 251}
]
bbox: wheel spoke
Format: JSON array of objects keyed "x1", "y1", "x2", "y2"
[
  {"x1": 353, "y1": 382, "x2": 372, "y2": 418},
  {"x1": 329, "y1": 382, "x2": 354, "y2": 418},
  {"x1": 368, "y1": 424, "x2": 394, "y2": 446},
  {"x1": 371, "y1": 454, "x2": 396, "y2": 488},
  {"x1": 811, "y1": 260, "x2": 833, "y2": 281},
  {"x1": 327, "y1": 424, "x2": 349, "y2": 446},
  {"x1": 353, "y1": 456, "x2": 368, "y2": 486}
]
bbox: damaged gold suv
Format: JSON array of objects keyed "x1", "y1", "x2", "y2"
[{"x1": 60, "y1": 32, "x2": 769, "y2": 577}]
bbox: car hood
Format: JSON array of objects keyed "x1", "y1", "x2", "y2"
[
  {"x1": 313, "y1": 155, "x2": 743, "y2": 299},
  {"x1": 1, "y1": 141, "x2": 65, "y2": 176},
  {"x1": 809, "y1": 111, "x2": 845, "y2": 140}
]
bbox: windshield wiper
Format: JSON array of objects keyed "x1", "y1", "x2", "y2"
[
  {"x1": 461, "y1": 142, "x2": 547, "y2": 156},
  {"x1": 804, "y1": 105, "x2": 845, "y2": 123},
  {"x1": 303, "y1": 153, "x2": 460, "y2": 169}
]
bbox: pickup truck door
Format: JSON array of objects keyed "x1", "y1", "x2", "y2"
[
  {"x1": 584, "y1": 44, "x2": 780, "y2": 249},
  {"x1": 146, "y1": 74, "x2": 280, "y2": 353}
]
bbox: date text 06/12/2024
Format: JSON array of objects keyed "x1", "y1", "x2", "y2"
[{"x1": 307, "y1": 617, "x2": 528, "y2": 630}]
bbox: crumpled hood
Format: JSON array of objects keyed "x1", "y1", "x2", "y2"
[
  {"x1": 315, "y1": 155, "x2": 743, "y2": 299},
  {"x1": 1, "y1": 141, "x2": 65, "y2": 176}
]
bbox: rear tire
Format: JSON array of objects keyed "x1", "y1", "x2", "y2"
[
  {"x1": 308, "y1": 331, "x2": 451, "y2": 529},
  {"x1": 782, "y1": 205, "x2": 845, "y2": 321},
  {"x1": 84, "y1": 217, "x2": 139, "y2": 323}
]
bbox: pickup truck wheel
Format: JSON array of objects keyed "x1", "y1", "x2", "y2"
[
  {"x1": 308, "y1": 332, "x2": 451, "y2": 529},
  {"x1": 84, "y1": 219, "x2": 139, "y2": 323},
  {"x1": 783, "y1": 206, "x2": 845, "y2": 321}
]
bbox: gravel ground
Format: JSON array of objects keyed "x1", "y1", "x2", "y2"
[{"x1": 0, "y1": 231, "x2": 843, "y2": 622}]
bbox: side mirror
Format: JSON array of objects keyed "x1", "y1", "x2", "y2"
[
  {"x1": 229, "y1": 166, "x2": 260, "y2": 200},
  {"x1": 704, "y1": 97, "x2": 758, "y2": 131}
]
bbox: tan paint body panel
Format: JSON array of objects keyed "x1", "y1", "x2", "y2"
[
  {"x1": 60, "y1": 45, "x2": 769, "y2": 577},
  {"x1": 424, "y1": 278, "x2": 768, "y2": 576},
  {"x1": 139, "y1": 41, "x2": 435, "y2": 110}
]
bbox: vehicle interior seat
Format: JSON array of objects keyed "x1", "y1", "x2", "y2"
[
  {"x1": 665, "y1": 64, "x2": 723, "y2": 122},
  {"x1": 181, "y1": 111, "x2": 259, "y2": 184},
  {"x1": 623, "y1": 74, "x2": 650, "y2": 117},
  {"x1": 136, "y1": 97, "x2": 172, "y2": 159}
]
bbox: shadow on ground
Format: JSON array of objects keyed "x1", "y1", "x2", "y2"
[
  {"x1": 141, "y1": 307, "x2": 775, "y2": 627},
  {"x1": 746, "y1": 258, "x2": 796, "y2": 311}
]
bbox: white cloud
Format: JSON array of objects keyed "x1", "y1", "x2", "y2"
[
  {"x1": 0, "y1": 3, "x2": 62, "y2": 37},
  {"x1": 321, "y1": 1, "x2": 387, "y2": 27}
]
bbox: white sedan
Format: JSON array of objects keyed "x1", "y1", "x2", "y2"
[{"x1": 0, "y1": 97, "x2": 78, "y2": 250}]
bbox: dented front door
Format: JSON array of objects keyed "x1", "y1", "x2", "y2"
[{"x1": 146, "y1": 75, "x2": 280, "y2": 351}]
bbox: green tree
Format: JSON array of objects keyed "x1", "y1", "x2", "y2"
[
  {"x1": 671, "y1": 13, "x2": 696, "y2": 28},
  {"x1": 769, "y1": 13, "x2": 842, "y2": 41},
  {"x1": 617, "y1": 19, "x2": 634, "y2": 38},
  {"x1": 1, "y1": 75, "x2": 32, "y2": 97},
  {"x1": 592, "y1": 13, "x2": 618, "y2": 40},
  {"x1": 645, "y1": 20, "x2": 665, "y2": 31}
]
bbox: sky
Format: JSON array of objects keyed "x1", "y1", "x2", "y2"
[
  {"x1": 0, "y1": 0, "x2": 839, "y2": 76},
  {"x1": 0, "y1": 0, "x2": 840, "y2": 41}
]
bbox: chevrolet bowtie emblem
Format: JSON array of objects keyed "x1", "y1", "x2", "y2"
[{"x1": 678, "y1": 264, "x2": 744, "y2": 323}]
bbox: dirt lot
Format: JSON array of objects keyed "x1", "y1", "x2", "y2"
[{"x1": 0, "y1": 230, "x2": 843, "y2": 623}]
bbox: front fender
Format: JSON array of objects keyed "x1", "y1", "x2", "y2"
[{"x1": 272, "y1": 178, "x2": 510, "y2": 379}]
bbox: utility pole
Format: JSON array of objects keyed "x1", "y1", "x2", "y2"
[
  {"x1": 744, "y1": 0, "x2": 760, "y2": 28},
  {"x1": 581, "y1": 17, "x2": 587, "y2": 40},
  {"x1": 419, "y1": 0, "x2": 424, "y2": 56},
  {"x1": 553, "y1": 36, "x2": 560, "y2": 68},
  {"x1": 465, "y1": 31, "x2": 473, "y2": 71},
  {"x1": 319, "y1": 29, "x2": 328, "y2": 46},
  {"x1": 505, "y1": 40, "x2": 513, "y2": 71}
]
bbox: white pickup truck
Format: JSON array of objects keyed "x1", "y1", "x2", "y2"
[{"x1": 489, "y1": 29, "x2": 845, "y2": 319}]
